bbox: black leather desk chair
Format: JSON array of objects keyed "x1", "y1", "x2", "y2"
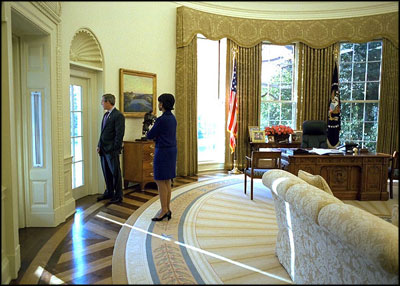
[{"x1": 301, "y1": 120, "x2": 328, "y2": 148}]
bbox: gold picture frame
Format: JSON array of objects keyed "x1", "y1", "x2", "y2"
[
  {"x1": 119, "y1": 68, "x2": 157, "y2": 118},
  {"x1": 251, "y1": 130, "x2": 266, "y2": 143},
  {"x1": 291, "y1": 130, "x2": 303, "y2": 143},
  {"x1": 248, "y1": 126, "x2": 260, "y2": 141}
]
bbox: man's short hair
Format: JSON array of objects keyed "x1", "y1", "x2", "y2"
[{"x1": 103, "y1": 93, "x2": 115, "y2": 106}]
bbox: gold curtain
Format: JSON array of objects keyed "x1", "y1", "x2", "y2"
[
  {"x1": 377, "y1": 39, "x2": 399, "y2": 155},
  {"x1": 176, "y1": 6, "x2": 399, "y2": 172},
  {"x1": 224, "y1": 40, "x2": 261, "y2": 170},
  {"x1": 177, "y1": 6, "x2": 398, "y2": 49},
  {"x1": 175, "y1": 39, "x2": 198, "y2": 176},
  {"x1": 296, "y1": 43, "x2": 337, "y2": 129}
]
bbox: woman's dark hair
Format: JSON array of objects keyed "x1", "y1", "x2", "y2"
[{"x1": 158, "y1": 93, "x2": 175, "y2": 111}]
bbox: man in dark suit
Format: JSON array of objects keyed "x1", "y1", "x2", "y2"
[{"x1": 97, "y1": 93, "x2": 125, "y2": 203}]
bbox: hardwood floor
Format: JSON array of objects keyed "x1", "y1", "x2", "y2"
[
  {"x1": 10, "y1": 172, "x2": 397, "y2": 285},
  {"x1": 10, "y1": 171, "x2": 230, "y2": 285}
]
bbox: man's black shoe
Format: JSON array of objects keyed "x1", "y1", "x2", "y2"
[
  {"x1": 110, "y1": 197, "x2": 123, "y2": 204},
  {"x1": 97, "y1": 195, "x2": 111, "y2": 202}
]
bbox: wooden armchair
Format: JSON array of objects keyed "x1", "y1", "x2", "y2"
[
  {"x1": 244, "y1": 151, "x2": 282, "y2": 200},
  {"x1": 389, "y1": 151, "x2": 399, "y2": 199}
]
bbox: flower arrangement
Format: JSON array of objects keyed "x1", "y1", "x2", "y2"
[{"x1": 264, "y1": 125, "x2": 294, "y2": 136}]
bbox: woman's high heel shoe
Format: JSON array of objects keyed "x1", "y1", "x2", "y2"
[{"x1": 152, "y1": 210, "x2": 172, "y2": 221}]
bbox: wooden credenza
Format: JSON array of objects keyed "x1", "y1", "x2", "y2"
[
  {"x1": 282, "y1": 152, "x2": 391, "y2": 201},
  {"x1": 123, "y1": 140, "x2": 155, "y2": 190}
]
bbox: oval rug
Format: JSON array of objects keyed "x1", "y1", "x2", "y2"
[{"x1": 113, "y1": 175, "x2": 292, "y2": 284}]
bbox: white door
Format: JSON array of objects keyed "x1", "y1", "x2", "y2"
[
  {"x1": 70, "y1": 76, "x2": 89, "y2": 199},
  {"x1": 20, "y1": 35, "x2": 54, "y2": 226}
]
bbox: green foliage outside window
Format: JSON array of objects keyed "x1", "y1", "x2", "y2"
[
  {"x1": 260, "y1": 44, "x2": 295, "y2": 130},
  {"x1": 339, "y1": 41, "x2": 382, "y2": 152},
  {"x1": 260, "y1": 42, "x2": 382, "y2": 152}
]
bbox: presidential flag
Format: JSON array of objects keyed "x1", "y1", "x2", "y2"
[
  {"x1": 227, "y1": 59, "x2": 238, "y2": 154},
  {"x1": 327, "y1": 62, "x2": 341, "y2": 148}
]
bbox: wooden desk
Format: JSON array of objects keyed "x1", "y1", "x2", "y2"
[{"x1": 282, "y1": 152, "x2": 391, "y2": 201}]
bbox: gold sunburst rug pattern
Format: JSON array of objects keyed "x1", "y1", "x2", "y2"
[{"x1": 113, "y1": 175, "x2": 293, "y2": 284}]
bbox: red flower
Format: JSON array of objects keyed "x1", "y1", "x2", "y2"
[{"x1": 264, "y1": 125, "x2": 294, "y2": 135}]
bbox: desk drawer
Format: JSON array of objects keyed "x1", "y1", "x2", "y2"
[
  {"x1": 143, "y1": 143, "x2": 155, "y2": 153},
  {"x1": 143, "y1": 151, "x2": 154, "y2": 162},
  {"x1": 143, "y1": 170, "x2": 154, "y2": 180}
]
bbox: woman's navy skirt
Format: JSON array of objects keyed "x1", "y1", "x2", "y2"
[{"x1": 153, "y1": 146, "x2": 177, "y2": 180}]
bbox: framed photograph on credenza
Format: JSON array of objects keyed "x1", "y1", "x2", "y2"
[
  {"x1": 251, "y1": 130, "x2": 266, "y2": 143},
  {"x1": 248, "y1": 126, "x2": 260, "y2": 142},
  {"x1": 291, "y1": 130, "x2": 303, "y2": 143}
]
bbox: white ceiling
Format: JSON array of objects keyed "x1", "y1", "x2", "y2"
[{"x1": 174, "y1": 1, "x2": 398, "y2": 20}]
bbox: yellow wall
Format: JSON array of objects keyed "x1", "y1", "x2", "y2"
[{"x1": 61, "y1": 2, "x2": 180, "y2": 141}]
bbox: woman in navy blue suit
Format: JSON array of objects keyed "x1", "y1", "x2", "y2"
[{"x1": 146, "y1": 93, "x2": 177, "y2": 221}]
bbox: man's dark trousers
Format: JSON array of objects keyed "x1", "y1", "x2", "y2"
[{"x1": 100, "y1": 152, "x2": 122, "y2": 200}]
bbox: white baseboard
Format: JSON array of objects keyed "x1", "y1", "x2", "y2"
[
  {"x1": 64, "y1": 197, "x2": 76, "y2": 220},
  {"x1": 1, "y1": 244, "x2": 20, "y2": 284},
  {"x1": 29, "y1": 211, "x2": 58, "y2": 227},
  {"x1": 198, "y1": 162, "x2": 225, "y2": 172},
  {"x1": 2, "y1": 256, "x2": 11, "y2": 284}
]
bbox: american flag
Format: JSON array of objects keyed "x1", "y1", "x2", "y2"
[{"x1": 227, "y1": 59, "x2": 238, "y2": 154}]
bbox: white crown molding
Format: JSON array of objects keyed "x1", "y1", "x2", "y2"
[
  {"x1": 173, "y1": 1, "x2": 398, "y2": 20},
  {"x1": 31, "y1": 1, "x2": 61, "y2": 23}
]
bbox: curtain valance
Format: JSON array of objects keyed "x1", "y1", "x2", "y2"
[{"x1": 176, "y1": 6, "x2": 398, "y2": 49}]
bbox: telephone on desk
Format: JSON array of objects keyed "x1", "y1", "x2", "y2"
[{"x1": 338, "y1": 142, "x2": 358, "y2": 153}]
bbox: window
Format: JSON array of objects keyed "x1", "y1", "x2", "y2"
[
  {"x1": 197, "y1": 35, "x2": 226, "y2": 165},
  {"x1": 31, "y1": 91, "x2": 43, "y2": 167},
  {"x1": 260, "y1": 44, "x2": 296, "y2": 129},
  {"x1": 70, "y1": 84, "x2": 84, "y2": 188},
  {"x1": 339, "y1": 41, "x2": 382, "y2": 151}
]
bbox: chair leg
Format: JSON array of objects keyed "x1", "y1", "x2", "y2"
[
  {"x1": 244, "y1": 171, "x2": 247, "y2": 195},
  {"x1": 389, "y1": 178, "x2": 393, "y2": 199},
  {"x1": 251, "y1": 177, "x2": 254, "y2": 200}
]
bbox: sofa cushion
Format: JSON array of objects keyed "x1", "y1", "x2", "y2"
[
  {"x1": 262, "y1": 169, "x2": 306, "y2": 199},
  {"x1": 285, "y1": 183, "x2": 343, "y2": 224},
  {"x1": 318, "y1": 203, "x2": 399, "y2": 274},
  {"x1": 298, "y1": 170, "x2": 333, "y2": 195}
]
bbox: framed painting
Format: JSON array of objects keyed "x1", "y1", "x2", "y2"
[
  {"x1": 251, "y1": 130, "x2": 266, "y2": 143},
  {"x1": 119, "y1": 68, "x2": 157, "y2": 118},
  {"x1": 248, "y1": 126, "x2": 260, "y2": 141}
]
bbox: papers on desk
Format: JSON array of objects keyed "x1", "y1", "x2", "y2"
[
  {"x1": 284, "y1": 148, "x2": 310, "y2": 155},
  {"x1": 311, "y1": 148, "x2": 344, "y2": 155}
]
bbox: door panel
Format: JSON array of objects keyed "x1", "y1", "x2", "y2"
[{"x1": 22, "y1": 35, "x2": 53, "y2": 226}]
